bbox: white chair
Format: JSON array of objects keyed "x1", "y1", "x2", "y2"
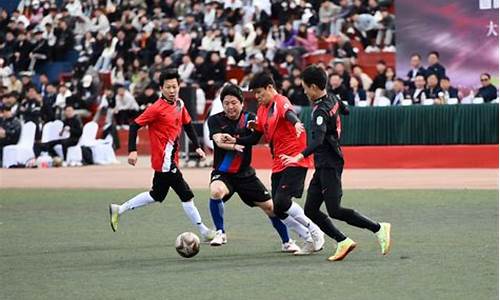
[
  {"x1": 472, "y1": 97, "x2": 484, "y2": 104},
  {"x1": 65, "y1": 122, "x2": 98, "y2": 165},
  {"x1": 374, "y1": 96, "x2": 391, "y2": 107},
  {"x1": 357, "y1": 101, "x2": 368, "y2": 107},
  {"x1": 423, "y1": 99, "x2": 435, "y2": 105},
  {"x1": 2, "y1": 122, "x2": 36, "y2": 168},
  {"x1": 447, "y1": 98, "x2": 459, "y2": 105}
]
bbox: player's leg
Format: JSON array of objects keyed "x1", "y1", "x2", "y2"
[
  {"x1": 322, "y1": 167, "x2": 391, "y2": 257},
  {"x1": 108, "y1": 172, "x2": 164, "y2": 232},
  {"x1": 208, "y1": 177, "x2": 233, "y2": 246},
  {"x1": 271, "y1": 170, "x2": 315, "y2": 255},
  {"x1": 236, "y1": 173, "x2": 299, "y2": 253},
  {"x1": 275, "y1": 167, "x2": 325, "y2": 252},
  {"x1": 169, "y1": 170, "x2": 215, "y2": 242}
]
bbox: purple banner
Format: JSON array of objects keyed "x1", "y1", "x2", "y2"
[{"x1": 396, "y1": 0, "x2": 499, "y2": 88}]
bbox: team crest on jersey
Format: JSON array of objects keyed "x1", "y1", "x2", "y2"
[{"x1": 316, "y1": 116, "x2": 324, "y2": 125}]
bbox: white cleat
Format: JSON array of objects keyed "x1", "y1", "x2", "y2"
[
  {"x1": 281, "y1": 240, "x2": 301, "y2": 253},
  {"x1": 293, "y1": 239, "x2": 315, "y2": 256},
  {"x1": 201, "y1": 229, "x2": 216, "y2": 243},
  {"x1": 209, "y1": 230, "x2": 227, "y2": 246},
  {"x1": 310, "y1": 225, "x2": 325, "y2": 252}
]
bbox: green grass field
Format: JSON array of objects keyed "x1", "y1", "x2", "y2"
[{"x1": 0, "y1": 189, "x2": 498, "y2": 300}]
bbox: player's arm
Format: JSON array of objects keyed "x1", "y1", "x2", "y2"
[
  {"x1": 283, "y1": 104, "x2": 305, "y2": 137},
  {"x1": 212, "y1": 133, "x2": 245, "y2": 152},
  {"x1": 128, "y1": 121, "x2": 142, "y2": 166},
  {"x1": 280, "y1": 110, "x2": 327, "y2": 165},
  {"x1": 183, "y1": 122, "x2": 206, "y2": 159}
]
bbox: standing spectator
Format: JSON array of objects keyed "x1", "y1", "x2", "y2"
[
  {"x1": 18, "y1": 87, "x2": 42, "y2": 133},
  {"x1": 410, "y1": 75, "x2": 427, "y2": 104},
  {"x1": 476, "y1": 73, "x2": 498, "y2": 102},
  {"x1": 318, "y1": 1, "x2": 340, "y2": 37},
  {"x1": 173, "y1": 26, "x2": 192, "y2": 63},
  {"x1": 369, "y1": 60, "x2": 387, "y2": 94},
  {"x1": 406, "y1": 53, "x2": 426, "y2": 89},
  {"x1": 332, "y1": 34, "x2": 357, "y2": 67},
  {"x1": 91, "y1": 8, "x2": 111, "y2": 35},
  {"x1": 29, "y1": 29, "x2": 49, "y2": 71},
  {"x1": 0, "y1": 106, "x2": 22, "y2": 165},
  {"x1": 94, "y1": 37, "x2": 117, "y2": 72},
  {"x1": 41, "y1": 83, "x2": 57, "y2": 122},
  {"x1": 377, "y1": 8, "x2": 395, "y2": 52},
  {"x1": 288, "y1": 76, "x2": 309, "y2": 113},
  {"x1": 114, "y1": 85, "x2": 139, "y2": 130},
  {"x1": 347, "y1": 75, "x2": 367, "y2": 106},
  {"x1": 426, "y1": 51, "x2": 446, "y2": 80},
  {"x1": 439, "y1": 76, "x2": 460, "y2": 101},
  {"x1": 37, "y1": 74, "x2": 50, "y2": 98},
  {"x1": 425, "y1": 74, "x2": 441, "y2": 100},
  {"x1": 53, "y1": 20, "x2": 75, "y2": 61},
  {"x1": 14, "y1": 32, "x2": 33, "y2": 72}
]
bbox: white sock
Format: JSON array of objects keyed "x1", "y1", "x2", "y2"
[
  {"x1": 182, "y1": 201, "x2": 210, "y2": 235},
  {"x1": 286, "y1": 202, "x2": 317, "y2": 230},
  {"x1": 118, "y1": 192, "x2": 155, "y2": 214},
  {"x1": 282, "y1": 216, "x2": 313, "y2": 242}
]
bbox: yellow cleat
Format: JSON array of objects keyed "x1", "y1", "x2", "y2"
[
  {"x1": 109, "y1": 204, "x2": 119, "y2": 232},
  {"x1": 328, "y1": 238, "x2": 357, "y2": 261},
  {"x1": 376, "y1": 222, "x2": 392, "y2": 255}
]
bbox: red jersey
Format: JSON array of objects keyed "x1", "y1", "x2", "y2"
[
  {"x1": 134, "y1": 98, "x2": 191, "y2": 172},
  {"x1": 255, "y1": 94, "x2": 312, "y2": 173}
]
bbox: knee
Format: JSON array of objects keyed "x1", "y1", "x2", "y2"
[
  {"x1": 259, "y1": 201, "x2": 274, "y2": 216},
  {"x1": 210, "y1": 185, "x2": 227, "y2": 200},
  {"x1": 273, "y1": 194, "x2": 292, "y2": 216},
  {"x1": 149, "y1": 190, "x2": 166, "y2": 203}
]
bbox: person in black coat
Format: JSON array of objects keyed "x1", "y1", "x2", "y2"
[
  {"x1": 328, "y1": 73, "x2": 350, "y2": 103},
  {"x1": 406, "y1": 53, "x2": 426, "y2": 89},
  {"x1": 476, "y1": 73, "x2": 498, "y2": 102},
  {"x1": 425, "y1": 74, "x2": 441, "y2": 99},
  {"x1": 29, "y1": 30, "x2": 50, "y2": 71},
  {"x1": 439, "y1": 76, "x2": 459, "y2": 100},
  {"x1": 426, "y1": 51, "x2": 446, "y2": 80},
  {"x1": 0, "y1": 105, "x2": 22, "y2": 164},
  {"x1": 34, "y1": 105, "x2": 82, "y2": 160},
  {"x1": 369, "y1": 60, "x2": 387, "y2": 93}
]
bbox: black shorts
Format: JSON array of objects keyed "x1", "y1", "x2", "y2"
[
  {"x1": 271, "y1": 166, "x2": 307, "y2": 199},
  {"x1": 150, "y1": 169, "x2": 194, "y2": 203},
  {"x1": 210, "y1": 168, "x2": 271, "y2": 207},
  {"x1": 307, "y1": 166, "x2": 343, "y2": 203}
]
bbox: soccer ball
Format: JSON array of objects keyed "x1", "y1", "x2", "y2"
[{"x1": 175, "y1": 232, "x2": 200, "y2": 258}]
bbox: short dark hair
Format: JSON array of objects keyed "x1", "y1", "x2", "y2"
[
  {"x1": 220, "y1": 83, "x2": 244, "y2": 103},
  {"x1": 377, "y1": 60, "x2": 387, "y2": 65},
  {"x1": 410, "y1": 53, "x2": 421, "y2": 59},
  {"x1": 64, "y1": 104, "x2": 74, "y2": 110},
  {"x1": 395, "y1": 78, "x2": 406, "y2": 84},
  {"x1": 249, "y1": 72, "x2": 275, "y2": 90},
  {"x1": 301, "y1": 65, "x2": 328, "y2": 90},
  {"x1": 428, "y1": 51, "x2": 440, "y2": 58},
  {"x1": 441, "y1": 76, "x2": 450, "y2": 81},
  {"x1": 159, "y1": 68, "x2": 180, "y2": 85},
  {"x1": 481, "y1": 73, "x2": 491, "y2": 79}
]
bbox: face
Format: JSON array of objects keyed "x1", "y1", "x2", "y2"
[
  {"x1": 394, "y1": 80, "x2": 404, "y2": 92},
  {"x1": 350, "y1": 77, "x2": 359, "y2": 89},
  {"x1": 161, "y1": 79, "x2": 179, "y2": 102},
  {"x1": 427, "y1": 75, "x2": 438, "y2": 87},
  {"x1": 330, "y1": 75, "x2": 341, "y2": 88},
  {"x1": 302, "y1": 82, "x2": 316, "y2": 101},
  {"x1": 440, "y1": 79, "x2": 450, "y2": 90},
  {"x1": 252, "y1": 86, "x2": 273, "y2": 106},
  {"x1": 428, "y1": 54, "x2": 438, "y2": 65},
  {"x1": 415, "y1": 76, "x2": 426, "y2": 89},
  {"x1": 64, "y1": 106, "x2": 74, "y2": 118},
  {"x1": 222, "y1": 95, "x2": 243, "y2": 120},
  {"x1": 410, "y1": 55, "x2": 420, "y2": 68},
  {"x1": 376, "y1": 63, "x2": 386, "y2": 73},
  {"x1": 334, "y1": 63, "x2": 345, "y2": 74},
  {"x1": 386, "y1": 68, "x2": 394, "y2": 78},
  {"x1": 480, "y1": 75, "x2": 490, "y2": 87}
]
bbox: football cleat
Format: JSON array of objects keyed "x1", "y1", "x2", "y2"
[
  {"x1": 293, "y1": 239, "x2": 315, "y2": 256},
  {"x1": 209, "y1": 230, "x2": 227, "y2": 246},
  {"x1": 310, "y1": 225, "x2": 325, "y2": 252},
  {"x1": 201, "y1": 229, "x2": 216, "y2": 243},
  {"x1": 109, "y1": 204, "x2": 120, "y2": 232},
  {"x1": 375, "y1": 222, "x2": 392, "y2": 255},
  {"x1": 328, "y1": 238, "x2": 357, "y2": 261},
  {"x1": 281, "y1": 240, "x2": 301, "y2": 253}
]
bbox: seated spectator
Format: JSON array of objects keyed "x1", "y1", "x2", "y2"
[
  {"x1": 136, "y1": 85, "x2": 158, "y2": 111},
  {"x1": 6, "y1": 74, "x2": 22, "y2": 93},
  {"x1": 110, "y1": 57, "x2": 129, "y2": 87},
  {"x1": 19, "y1": 87, "x2": 42, "y2": 126},
  {"x1": 332, "y1": 34, "x2": 357, "y2": 67},
  {"x1": 288, "y1": 76, "x2": 309, "y2": 113},
  {"x1": 91, "y1": 8, "x2": 110, "y2": 35},
  {"x1": 34, "y1": 105, "x2": 82, "y2": 160},
  {"x1": 385, "y1": 67, "x2": 396, "y2": 92},
  {"x1": 13, "y1": 32, "x2": 33, "y2": 72},
  {"x1": 94, "y1": 37, "x2": 117, "y2": 72},
  {"x1": 53, "y1": 20, "x2": 75, "y2": 61},
  {"x1": 334, "y1": 61, "x2": 351, "y2": 89},
  {"x1": 332, "y1": 0, "x2": 353, "y2": 36},
  {"x1": 439, "y1": 76, "x2": 460, "y2": 102},
  {"x1": 0, "y1": 106, "x2": 22, "y2": 165},
  {"x1": 425, "y1": 74, "x2": 441, "y2": 100},
  {"x1": 426, "y1": 51, "x2": 446, "y2": 80},
  {"x1": 351, "y1": 13, "x2": 380, "y2": 51},
  {"x1": 131, "y1": 67, "x2": 152, "y2": 98},
  {"x1": 54, "y1": 83, "x2": 72, "y2": 119},
  {"x1": 206, "y1": 52, "x2": 226, "y2": 89},
  {"x1": 69, "y1": 75, "x2": 98, "y2": 118},
  {"x1": 294, "y1": 23, "x2": 318, "y2": 54},
  {"x1": 377, "y1": 8, "x2": 395, "y2": 52},
  {"x1": 347, "y1": 75, "x2": 367, "y2": 106},
  {"x1": 352, "y1": 64, "x2": 373, "y2": 91},
  {"x1": 157, "y1": 30, "x2": 175, "y2": 57},
  {"x1": 178, "y1": 55, "x2": 195, "y2": 83},
  {"x1": 328, "y1": 73, "x2": 350, "y2": 102},
  {"x1": 114, "y1": 85, "x2": 139, "y2": 130},
  {"x1": 224, "y1": 27, "x2": 245, "y2": 63},
  {"x1": 318, "y1": 1, "x2": 340, "y2": 37},
  {"x1": 41, "y1": 84, "x2": 57, "y2": 122},
  {"x1": 389, "y1": 78, "x2": 407, "y2": 105},
  {"x1": 406, "y1": 53, "x2": 426, "y2": 89},
  {"x1": 476, "y1": 73, "x2": 498, "y2": 102},
  {"x1": 410, "y1": 75, "x2": 427, "y2": 104},
  {"x1": 173, "y1": 25, "x2": 192, "y2": 63}
]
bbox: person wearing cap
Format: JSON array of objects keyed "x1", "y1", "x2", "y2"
[
  {"x1": 0, "y1": 105, "x2": 22, "y2": 166},
  {"x1": 28, "y1": 28, "x2": 49, "y2": 71},
  {"x1": 205, "y1": 83, "x2": 301, "y2": 252}
]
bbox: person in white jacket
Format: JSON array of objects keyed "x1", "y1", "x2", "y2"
[
  {"x1": 114, "y1": 85, "x2": 139, "y2": 130},
  {"x1": 94, "y1": 36, "x2": 117, "y2": 71}
]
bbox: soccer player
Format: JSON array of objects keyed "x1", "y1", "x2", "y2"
[
  {"x1": 224, "y1": 73, "x2": 325, "y2": 255},
  {"x1": 109, "y1": 69, "x2": 215, "y2": 242},
  {"x1": 281, "y1": 65, "x2": 391, "y2": 261},
  {"x1": 207, "y1": 83, "x2": 300, "y2": 253}
]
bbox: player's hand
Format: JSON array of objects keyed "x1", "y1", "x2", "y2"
[
  {"x1": 195, "y1": 148, "x2": 206, "y2": 160},
  {"x1": 128, "y1": 151, "x2": 138, "y2": 166},
  {"x1": 233, "y1": 144, "x2": 245, "y2": 152},
  {"x1": 280, "y1": 153, "x2": 303, "y2": 166},
  {"x1": 220, "y1": 133, "x2": 236, "y2": 144},
  {"x1": 294, "y1": 122, "x2": 305, "y2": 137}
]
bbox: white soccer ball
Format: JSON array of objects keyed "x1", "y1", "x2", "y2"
[{"x1": 175, "y1": 232, "x2": 200, "y2": 258}]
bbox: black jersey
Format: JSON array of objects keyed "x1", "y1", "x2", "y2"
[
  {"x1": 208, "y1": 111, "x2": 255, "y2": 174},
  {"x1": 301, "y1": 93, "x2": 344, "y2": 168}
]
